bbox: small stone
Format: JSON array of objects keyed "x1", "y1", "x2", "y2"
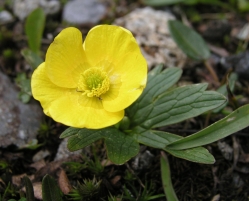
[
  {"x1": 217, "y1": 141, "x2": 233, "y2": 161},
  {"x1": 0, "y1": 10, "x2": 14, "y2": 24},
  {"x1": 114, "y1": 7, "x2": 187, "y2": 69},
  {"x1": 236, "y1": 22, "x2": 249, "y2": 40},
  {"x1": 13, "y1": 0, "x2": 60, "y2": 21},
  {"x1": 54, "y1": 138, "x2": 82, "y2": 161},
  {"x1": 132, "y1": 150, "x2": 154, "y2": 171},
  {"x1": 13, "y1": 0, "x2": 39, "y2": 20},
  {"x1": 220, "y1": 51, "x2": 249, "y2": 79},
  {"x1": 32, "y1": 149, "x2": 50, "y2": 162},
  {"x1": 198, "y1": 20, "x2": 231, "y2": 41},
  {"x1": 62, "y1": 0, "x2": 106, "y2": 25},
  {"x1": 39, "y1": 0, "x2": 61, "y2": 15},
  {"x1": 0, "y1": 72, "x2": 43, "y2": 148},
  {"x1": 233, "y1": 173, "x2": 244, "y2": 188}
]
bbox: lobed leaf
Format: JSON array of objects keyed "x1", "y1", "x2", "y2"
[
  {"x1": 66, "y1": 127, "x2": 139, "y2": 165},
  {"x1": 134, "y1": 129, "x2": 214, "y2": 164},
  {"x1": 133, "y1": 130, "x2": 182, "y2": 149},
  {"x1": 165, "y1": 147, "x2": 215, "y2": 164},
  {"x1": 168, "y1": 20, "x2": 210, "y2": 61},
  {"x1": 103, "y1": 130, "x2": 139, "y2": 165},
  {"x1": 127, "y1": 66, "x2": 182, "y2": 126},
  {"x1": 132, "y1": 83, "x2": 226, "y2": 129},
  {"x1": 67, "y1": 129, "x2": 104, "y2": 151},
  {"x1": 166, "y1": 104, "x2": 249, "y2": 150},
  {"x1": 60, "y1": 127, "x2": 82, "y2": 139}
]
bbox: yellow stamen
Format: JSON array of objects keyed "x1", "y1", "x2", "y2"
[{"x1": 77, "y1": 67, "x2": 110, "y2": 98}]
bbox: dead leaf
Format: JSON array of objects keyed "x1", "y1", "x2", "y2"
[
  {"x1": 12, "y1": 174, "x2": 34, "y2": 187},
  {"x1": 111, "y1": 175, "x2": 121, "y2": 186},
  {"x1": 239, "y1": 152, "x2": 249, "y2": 163},
  {"x1": 101, "y1": 159, "x2": 114, "y2": 166},
  {"x1": 32, "y1": 149, "x2": 50, "y2": 162},
  {"x1": 58, "y1": 168, "x2": 72, "y2": 194},
  {"x1": 33, "y1": 182, "x2": 42, "y2": 200},
  {"x1": 0, "y1": 177, "x2": 5, "y2": 186},
  {"x1": 30, "y1": 159, "x2": 46, "y2": 171},
  {"x1": 208, "y1": 44, "x2": 229, "y2": 57},
  {"x1": 211, "y1": 194, "x2": 220, "y2": 201},
  {"x1": 12, "y1": 173, "x2": 27, "y2": 187},
  {"x1": 34, "y1": 160, "x2": 63, "y2": 180}
]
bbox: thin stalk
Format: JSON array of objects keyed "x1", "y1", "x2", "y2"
[
  {"x1": 160, "y1": 152, "x2": 179, "y2": 201},
  {"x1": 204, "y1": 59, "x2": 219, "y2": 84}
]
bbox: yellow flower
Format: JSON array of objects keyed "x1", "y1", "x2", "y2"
[{"x1": 31, "y1": 25, "x2": 147, "y2": 129}]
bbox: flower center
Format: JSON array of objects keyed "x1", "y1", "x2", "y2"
[{"x1": 77, "y1": 67, "x2": 110, "y2": 98}]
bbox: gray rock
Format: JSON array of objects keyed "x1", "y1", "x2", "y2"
[
  {"x1": 0, "y1": 72, "x2": 43, "y2": 148},
  {"x1": 114, "y1": 7, "x2": 187, "y2": 69},
  {"x1": 13, "y1": 0, "x2": 60, "y2": 21},
  {"x1": 62, "y1": 0, "x2": 106, "y2": 25},
  {"x1": 0, "y1": 10, "x2": 14, "y2": 25}
]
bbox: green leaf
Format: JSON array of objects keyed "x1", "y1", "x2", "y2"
[
  {"x1": 19, "y1": 92, "x2": 31, "y2": 104},
  {"x1": 133, "y1": 130, "x2": 214, "y2": 163},
  {"x1": 133, "y1": 130, "x2": 182, "y2": 149},
  {"x1": 25, "y1": 8, "x2": 45, "y2": 54},
  {"x1": 15, "y1": 73, "x2": 31, "y2": 92},
  {"x1": 213, "y1": 72, "x2": 238, "y2": 113},
  {"x1": 127, "y1": 66, "x2": 182, "y2": 126},
  {"x1": 168, "y1": 20, "x2": 210, "y2": 61},
  {"x1": 103, "y1": 130, "x2": 139, "y2": 165},
  {"x1": 21, "y1": 139, "x2": 43, "y2": 150},
  {"x1": 67, "y1": 129, "x2": 104, "y2": 151},
  {"x1": 167, "y1": 104, "x2": 249, "y2": 150},
  {"x1": 142, "y1": 0, "x2": 233, "y2": 12},
  {"x1": 23, "y1": 176, "x2": 34, "y2": 201},
  {"x1": 66, "y1": 127, "x2": 139, "y2": 165},
  {"x1": 144, "y1": 67, "x2": 182, "y2": 106},
  {"x1": 181, "y1": 0, "x2": 234, "y2": 10},
  {"x1": 238, "y1": 0, "x2": 249, "y2": 11},
  {"x1": 142, "y1": 0, "x2": 184, "y2": 6},
  {"x1": 165, "y1": 146, "x2": 215, "y2": 164},
  {"x1": 161, "y1": 153, "x2": 179, "y2": 201},
  {"x1": 15, "y1": 73, "x2": 32, "y2": 103},
  {"x1": 60, "y1": 127, "x2": 82, "y2": 139},
  {"x1": 42, "y1": 175, "x2": 62, "y2": 201},
  {"x1": 134, "y1": 83, "x2": 226, "y2": 129},
  {"x1": 21, "y1": 49, "x2": 43, "y2": 69}
]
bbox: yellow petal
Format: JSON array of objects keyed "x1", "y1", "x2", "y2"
[
  {"x1": 31, "y1": 62, "x2": 69, "y2": 116},
  {"x1": 83, "y1": 25, "x2": 140, "y2": 66},
  {"x1": 45, "y1": 27, "x2": 88, "y2": 88},
  {"x1": 102, "y1": 52, "x2": 147, "y2": 112},
  {"x1": 48, "y1": 92, "x2": 124, "y2": 128}
]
